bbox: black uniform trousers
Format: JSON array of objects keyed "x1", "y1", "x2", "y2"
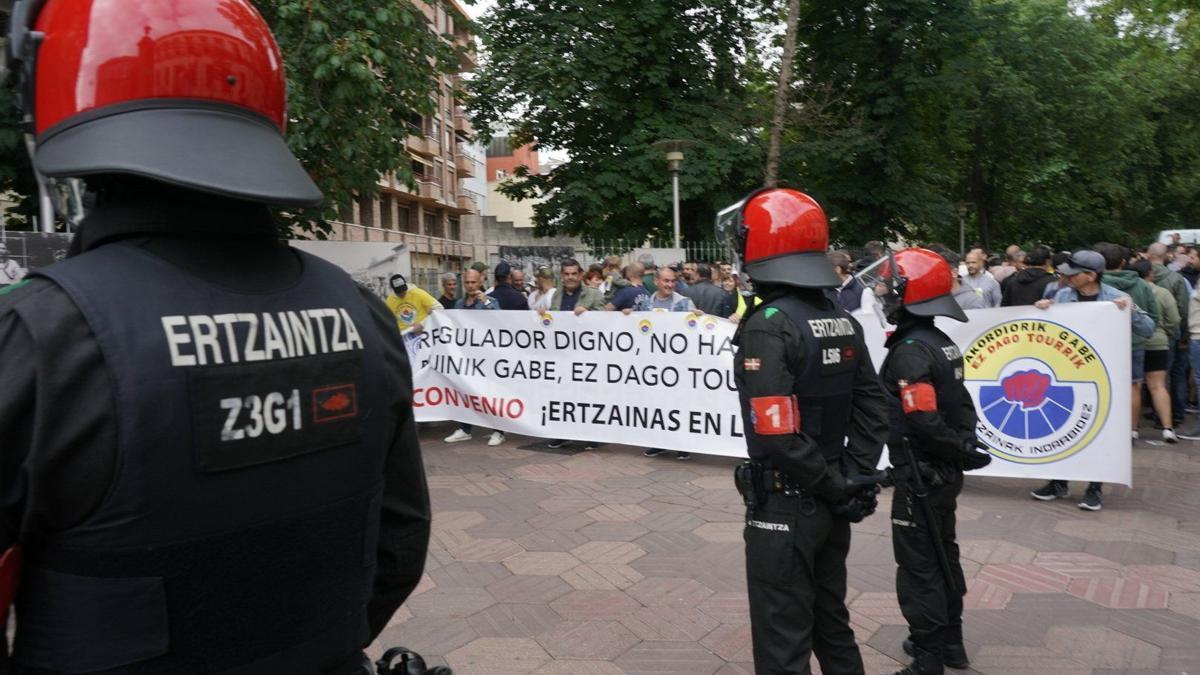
[
  {"x1": 891, "y1": 470, "x2": 966, "y2": 656},
  {"x1": 745, "y1": 492, "x2": 864, "y2": 675}
]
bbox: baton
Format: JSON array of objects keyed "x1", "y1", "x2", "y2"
[{"x1": 900, "y1": 437, "x2": 961, "y2": 594}]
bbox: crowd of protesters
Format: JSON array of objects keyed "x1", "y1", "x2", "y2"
[
  {"x1": 390, "y1": 254, "x2": 756, "y2": 459},
  {"x1": 388, "y1": 237, "x2": 1199, "y2": 488}
]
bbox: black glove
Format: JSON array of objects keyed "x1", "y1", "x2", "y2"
[
  {"x1": 830, "y1": 498, "x2": 867, "y2": 523},
  {"x1": 959, "y1": 438, "x2": 993, "y2": 471},
  {"x1": 830, "y1": 486, "x2": 879, "y2": 523}
]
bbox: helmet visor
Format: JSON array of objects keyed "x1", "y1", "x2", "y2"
[{"x1": 714, "y1": 196, "x2": 748, "y2": 269}]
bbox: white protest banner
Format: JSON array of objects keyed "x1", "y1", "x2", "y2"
[
  {"x1": 858, "y1": 302, "x2": 1132, "y2": 486},
  {"x1": 411, "y1": 302, "x2": 1133, "y2": 486},
  {"x1": 407, "y1": 309, "x2": 747, "y2": 456}
]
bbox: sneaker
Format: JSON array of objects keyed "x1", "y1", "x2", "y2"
[
  {"x1": 546, "y1": 439, "x2": 570, "y2": 449},
  {"x1": 1178, "y1": 426, "x2": 1200, "y2": 440},
  {"x1": 1078, "y1": 487, "x2": 1103, "y2": 511},
  {"x1": 1184, "y1": 405, "x2": 1199, "y2": 414},
  {"x1": 675, "y1": 452, "x2": 691, "y2": 460},
  {"x1": 1031, "y1": 481, "x2": 1069, "y2": 501},
  {"x1": 488, "y1": 431, "x2": 505, "y2": 447},
  {"x1": 643, "y1": 448, "x2": 667, "y2": 457},
  {"x1": 1132, "y1": 429, "x2": 1140, "y2": 441},
  {"x1": 444, "y1": 429, "x2": 472, "y2": 443},
  {"x1": 584, "y1": 442, "x2": 600, "y2": 450},
  {"x1": 1163, "y1": 428, "x2": 1179, "y2": 444}
]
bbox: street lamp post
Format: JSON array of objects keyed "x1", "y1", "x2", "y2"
[
  {"x1": 667, "y1": 151, "x2": 683, "y2": 249},
  {"x1": 653, "y1": 139, "x2": 696, "y2": 251}
]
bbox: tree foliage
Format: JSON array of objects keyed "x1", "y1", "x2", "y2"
[
  {"x1": 0, "y1": 1, "x2": 460, "y2": 232},
  {"x1": 253, "y1": 0, "x2": 461, "y2": 231},
  {"x1": 468, "y1": 0, "x2": 773, "y2": 243},
  {"x1": 474, "y1": 0, "x2": 1200, "y2": 251}
]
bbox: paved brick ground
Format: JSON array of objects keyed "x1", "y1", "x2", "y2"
[{"x1": 369, "y1": 424, "x2": 1200, "y2": 674}]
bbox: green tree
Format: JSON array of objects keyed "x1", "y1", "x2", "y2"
[
  {"x1": 775, "y1": 0, "x2": 978, "y2": 247},
  {"x1": 468, "y1": 0, "x2": 772, "y2": 243},
  {"x1": 948, "y1": 0, "x2": 1161, "y2": 249},
  {"x1": 254, "y1": 0, "x2": 462, "y2": 232},
  {"x1": 0, "y1": 1, "x2": 459, "y2": 232}
]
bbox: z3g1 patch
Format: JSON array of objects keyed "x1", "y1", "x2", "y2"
[{"x1": 189, "y1": 352, "x2": 362, "y2": 472}]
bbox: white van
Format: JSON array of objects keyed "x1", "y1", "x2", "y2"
[{"x1": 1157, "y1": 230, "x2": 1200, "y2": 245}]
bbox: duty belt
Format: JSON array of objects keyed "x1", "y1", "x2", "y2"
[{"x1": 761, "y1": 468, "x2": 809, "y2": 496}]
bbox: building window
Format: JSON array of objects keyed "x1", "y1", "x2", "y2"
[
  {"x1": 487, "y1": 136, "x2": 513, "y2": 157},
  {"x1": 397, "y1": 205, "x2": 411, "y2": 232},
  {"x1": 449, "y1": 217, "x2": 461, "y2": 241},
  {"x1": 425, "y1": 213, "x2": 443, "y2": 239},
  {"x1": 357, "y1": 193, "x2": 375, "y2": 227},
  {"x1": 338, "y1": 200, "x2": 355, "y2": 223},
  {"x1": 412, "y1": 160, "x2": 430, "y2": 181},
  {"x1": 431, "y1": 118, "x2": 441, "y2": 139},
  {"x1": 380, "y1": 194, "x2": 393, "y2": 229}
]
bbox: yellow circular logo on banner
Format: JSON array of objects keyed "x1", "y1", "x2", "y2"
[{"x1": 962, "y1": 319, "x2": 1110, "y2": 464}]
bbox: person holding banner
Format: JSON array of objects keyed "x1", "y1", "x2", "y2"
[
  {"x1": 386, "y1": 273, "x2": 443, "y2": 334},
  {"x1": 447, "y1": 268, "x2": 505, "y2": 447},
  {"x1": 724, "y1": 188, "x2": 889, "y2": 675},
  {"x1": 877, "y1": 248, "x2": 992, "y2": 675},
  {"x1": 1032, "y1": 248, "x2": 1155, "y2": 510}
]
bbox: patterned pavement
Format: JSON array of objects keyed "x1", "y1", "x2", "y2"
[{"x1": 369, "y1": 423, "x2": 1200, "y2": 674}]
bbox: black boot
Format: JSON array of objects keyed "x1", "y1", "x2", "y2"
[
  {"x1": 903, "y1": 639, "x2": 969, "y2": 669},
  {"x1": 892, "y1": 645, "x2": 944, "y2": 675}
]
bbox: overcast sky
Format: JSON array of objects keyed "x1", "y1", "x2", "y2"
[{"x1": 464, "y1": 0, "x2": 494, "y2": 20}]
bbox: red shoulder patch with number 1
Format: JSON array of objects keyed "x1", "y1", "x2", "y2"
[
  {"x1": 900, "y1": 382, "x2": 938, "y2": 413},
  {"x1": 750, "y1": 396, "x2": 800, "y2": 435}
]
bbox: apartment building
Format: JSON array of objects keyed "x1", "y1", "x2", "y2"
[{"x1": 329, "y1": 0, "x2": 486, "y2": 287}]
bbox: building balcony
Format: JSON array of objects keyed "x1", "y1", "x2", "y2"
[
  {"x1": 416, "y1": 180, "x2": 443, "y2": 203},
  {"x1": 453, "y1": 109, "x2": 474, "y2": 140},
  {"x1": 406, "y1": 134, "x2": 441, "y2": 157},
  {"x1": 457, "y1": 42, "x2": 477, "y2": 71},
  {"x1": 325, "y1": 220, "x2": 472, "y2": 259},
  {"x1": 454, "y1": 154, "x2": 476, "y2": 177},
  {"x1": 455, "y1": 192, "x2": 478, "y2": 213}
]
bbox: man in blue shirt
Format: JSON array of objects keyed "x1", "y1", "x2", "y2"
[{"x1": 606, "y1": 262, "x2": 649, "y2": 312}]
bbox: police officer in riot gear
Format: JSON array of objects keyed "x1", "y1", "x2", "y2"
[
  {"x1": 0, "y1": 1, "x2": 431, "y2": 672},
  {"x1": 877, "y1": 248, "x2": 991, "y2": 675},
  {"x1": 723, "y1": 189, "x2": 889, "y2": 674}
]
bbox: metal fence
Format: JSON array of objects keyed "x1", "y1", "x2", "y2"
[
  {"x1": 582, "y1": 239, "x2": 735, "y2": 264},
  {"x1": 422, "y1": 239, "x2": 737, "y2": 303}
]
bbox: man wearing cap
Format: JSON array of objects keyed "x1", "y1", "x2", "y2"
[
  {"x1": 0, "y1": 0, "x2": 431, "y2": 670},
  {"x1": 487, "y1": 262, "x2": 529, "y2": 310},
  {"x1": 1031, "y1": 249, "x2": 1154, "y2": 511},
  {"x1": 386, "y1": 273, "x2": 442, "y2": 334}
]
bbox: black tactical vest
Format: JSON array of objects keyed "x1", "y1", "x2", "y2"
[
  {"x1": 767, "y1": 295, "x2": 859, "y2": 462},
  {"x1": 881, "y1": 323, "x2": 968, "y2": 454},
  {"x1": 15, "y1": 242, "x2": 389, "y2": 674}
]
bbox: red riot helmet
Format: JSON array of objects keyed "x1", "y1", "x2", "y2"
[
  {"x1": 715, "y1": 188, "x2": 839, "y2": 288},
  {"x1": 879, "y1": 248, "x2": 967, "y2": 322},
  {"x1": 5, "y1": 0, "x2": 322, "y2": 207}
]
